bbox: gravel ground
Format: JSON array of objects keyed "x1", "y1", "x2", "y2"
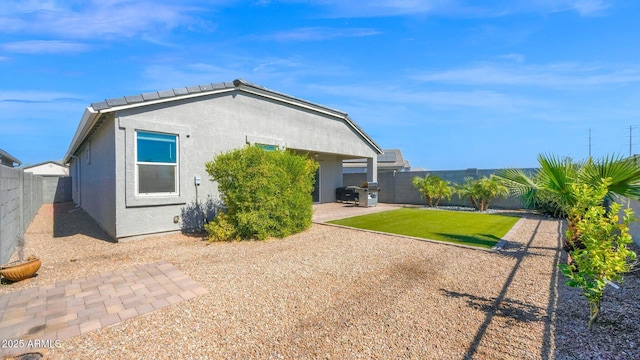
[{"x1": 2, "y1": 203, "x2": 639, "y2": 359}]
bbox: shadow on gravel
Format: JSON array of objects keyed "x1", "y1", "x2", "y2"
[
  {"x1": 440, "y1": 218, "x2": 564, "y2": 360},
  {"x1": 496, "y1": 242, "x2": 550, "y2": 260},
  {"x1": 53, "y1": 202, "x2": 114, "y2": 243}
]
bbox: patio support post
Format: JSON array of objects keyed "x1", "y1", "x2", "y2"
[{"x1": 366, "y1": 157, "x2": 377, "y2": 183}]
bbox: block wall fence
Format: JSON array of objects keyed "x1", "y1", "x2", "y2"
[
  {"x1": 344, "y1": 168, "x2": 537, "y2": 209},
  {"x1": 0, "y1": 165, "x2": 71, "y2": 264},
  {"x1": 344, "y1": 168, "x2": 640, "y2": 246}
]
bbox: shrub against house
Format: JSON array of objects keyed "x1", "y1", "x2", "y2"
[{"x1": 205, "y1": 146, "x2": 318, "y2": 241}]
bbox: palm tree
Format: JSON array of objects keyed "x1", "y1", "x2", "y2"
[
  {"x1": 412, "y1": 174, "x2": 453, "y2": 207},
  {"x1": 495, "y1": 153, "x2": 640, "y2": 250},
  {"x1": 455, "y1": 176, "x2": 509, "y2": 212},
  {"x1": 496, "y1": 155, "x2": 580, "y2": 217},
  {"x1": 497, "y1": 154, "x2": 640, "y2": 212}
]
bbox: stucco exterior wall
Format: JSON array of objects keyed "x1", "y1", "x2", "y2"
[
  {"x1": 627, "y1": 199, "x2": 640, "y2": 246},
  {"x1": 73, "y1": 116, "x2": 117, "y2": 239},
  {"x1": 314, "y1": 154, "x2": 344, "y2": 204},
  {"x1": 106, "y1": 90, "x2": 376, "y2": 240}
]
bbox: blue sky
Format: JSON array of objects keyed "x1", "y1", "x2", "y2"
[{"x1": 1, "y1": 0, "x2": 639, "y2": 170}]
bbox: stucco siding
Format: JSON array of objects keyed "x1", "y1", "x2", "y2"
[
  {"x1": 315, "y1": 155, "x2": 343, "y2": 203},
  {"x1": 233, "y1": 92, "x2": 377, "y2": 158},
  {"x1": 75, "y1": 117, "x2": 117, "y2": 239},
  {"x1": 628, "y1": 199, "x2": 640, "y2": 246},
  {"x1": 69, "y1": 88, "x2": 379, "y2": 240}
]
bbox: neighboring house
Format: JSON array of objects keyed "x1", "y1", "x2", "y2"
[
  {"x1": 23, "y1": 161, "x2": 69, "y2": 176},
  {"x1": 343, "y1": 149, "x2": 410, "y2": 174},
  {"x1": 0, "y1": 149, "x2": 22, "y2": 167},
  {"x1": 63, "y1": 79, "x2": 382, "y2": 241}
]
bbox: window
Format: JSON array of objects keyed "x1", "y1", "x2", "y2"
[
  {"x1": 256, "y1": 143, "x2": 278, "y2": 152},
  {"x1": 136, "y1": 131, "x2": 178, "y2": 194}
]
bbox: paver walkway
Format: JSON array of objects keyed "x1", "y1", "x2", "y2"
[{"x1": 0, "y1": 261, "x2": 207, "y2": 357}]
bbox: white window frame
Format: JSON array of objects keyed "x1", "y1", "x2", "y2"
[{"x1": 135, "y1": 130, "x2": 179, "y2": 196}]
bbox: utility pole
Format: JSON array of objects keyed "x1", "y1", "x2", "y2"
[
  {"x1": 589, "y1": 128, "x2": 591, "y2": 160},
  {"x1": 629, "y1": 125, "x2": 633, "y2": 157}
]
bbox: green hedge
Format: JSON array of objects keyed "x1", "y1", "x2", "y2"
[{"x1": 204, "y1": 146, "x2": 318, "y2": 241}]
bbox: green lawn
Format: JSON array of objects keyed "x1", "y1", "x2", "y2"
[{"x1": 328, "y1": 208, "x2": 520, "y2": 249}]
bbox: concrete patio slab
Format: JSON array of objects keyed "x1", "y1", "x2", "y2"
[{"x1": 312, "y1": 202, "x2": 404, "y2": 223}]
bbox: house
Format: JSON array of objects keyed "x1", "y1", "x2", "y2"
[
  {"x1": 343, "y1": 148, "x2": 411, "y2": 174},
  {"x1": 63, "y1": 79, "x2": 382, "y2": 241},
  {"x1": 23, "y1": 161, "x2": 69, "y2": 176},
  {"x1": 0, "y1": 149, "x2": 22, "y2": 168}
]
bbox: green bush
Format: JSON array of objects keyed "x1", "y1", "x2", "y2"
[
  {"x1": 204, "y1": 213, "x2": 237, "y2": 242},
  {"x1": 559, "y1": 179, "x2": 637, "y2": 330},
  {"x1": 205, "y1": 146, "x2": 318, "y2": 241}
]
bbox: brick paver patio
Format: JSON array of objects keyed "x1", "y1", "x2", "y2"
[{"x1": 0, "y1": 261, "x2": 207, "y2": 357}]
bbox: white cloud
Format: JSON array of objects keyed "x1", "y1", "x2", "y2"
[
  {"x1": 0, "y1": 90, "x2": 82, "y2": 102},
  {"x1": 0, "y1": 0, "x2": 212, "y2": 39},
  {"x1": 556, "y1": 0, "x2": 610, "y2": 16},
  {"x1": 498, "y1": 53, "x2": 526, "y2": 63},
  {"x1": 0, "y1": 91, "x2": 87, "y2": 138},
  {"x1": 307, "y1": 83, "x2": 541, "y2": 111},
  {"x1": 310, "y1": 0, "x2": 455, "y2": 17},
  {"x1": 139, "y1": 63, "x2": 242, "y2": 91},
  {"x1": 414, "y1": 63, "x2": 640, "y2": 88},
  {"x1": 308, "y1": 0, "x2": 612, "y2": 18},
  {"x1": 2, "y1": 40, "x2": 90, "y2": 54},
  {"x1": 136, "y1": 55, "x2": 354, "y2": 93},
  {"x1": 261, "y1": 27, "x2": 382, "y2": 41}
]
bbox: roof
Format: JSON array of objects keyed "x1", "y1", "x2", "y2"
[
  {"x1": 0, "y1": 148, "x2": 22, "y2": 167},
  {"x1": 23, "y1": 160, "x2": 67, "y2": 170},
  {"x1": 343, "y1": 149, "x2": 410, "y2": 171},
  {"x1": 63, "y1": 79, "x2": 382, "y2": 163}
]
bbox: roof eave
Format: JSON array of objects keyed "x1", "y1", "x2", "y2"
[
  {"x1": 63, "y1": 79, "x2": 383, "y2": 163},
  {"x1": 62, "y1": 107, "x2": 100, "y2": 164},
  {"x1": 0, "y1": 149, "x2": 22, "y2": 167}
]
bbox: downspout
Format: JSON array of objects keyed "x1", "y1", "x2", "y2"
[{"x1": 70, "y1": 155, "x2": 81, "y2": 208}]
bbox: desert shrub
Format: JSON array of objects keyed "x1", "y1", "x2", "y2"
[
  {"x1": 559, "y1": 179, "x2": 637, "y2": 329},
  {"x1": 205, "y1": 145, "x2": 318, "y2": 241},
  {"x1": 204, "y1": 213, "x2": 237, "y2": 242}
]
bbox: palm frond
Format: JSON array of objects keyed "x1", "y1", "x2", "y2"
[
  {"x1": 494, "y1": 168, "x2": 537, "y2": 195},
  {"x1": 580, "y1": 154, "x2": 640, "y2": 200},
  {"x1": 536, "y1": 154, "x2": 579, "y2": 211}
]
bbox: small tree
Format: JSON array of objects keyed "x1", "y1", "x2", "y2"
[
  {"x1": 455, "y1": 176, "x2": 509, "y2": 211},
  {"x1": 559, "y1": 179, "x2": 637, "y2": 330},
  {"x1": 204, "y1": 146, "x2": 318, "y2": 241},
  {"x1": 412, "y1": 174, "x2": 453, "y2": 207}
]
